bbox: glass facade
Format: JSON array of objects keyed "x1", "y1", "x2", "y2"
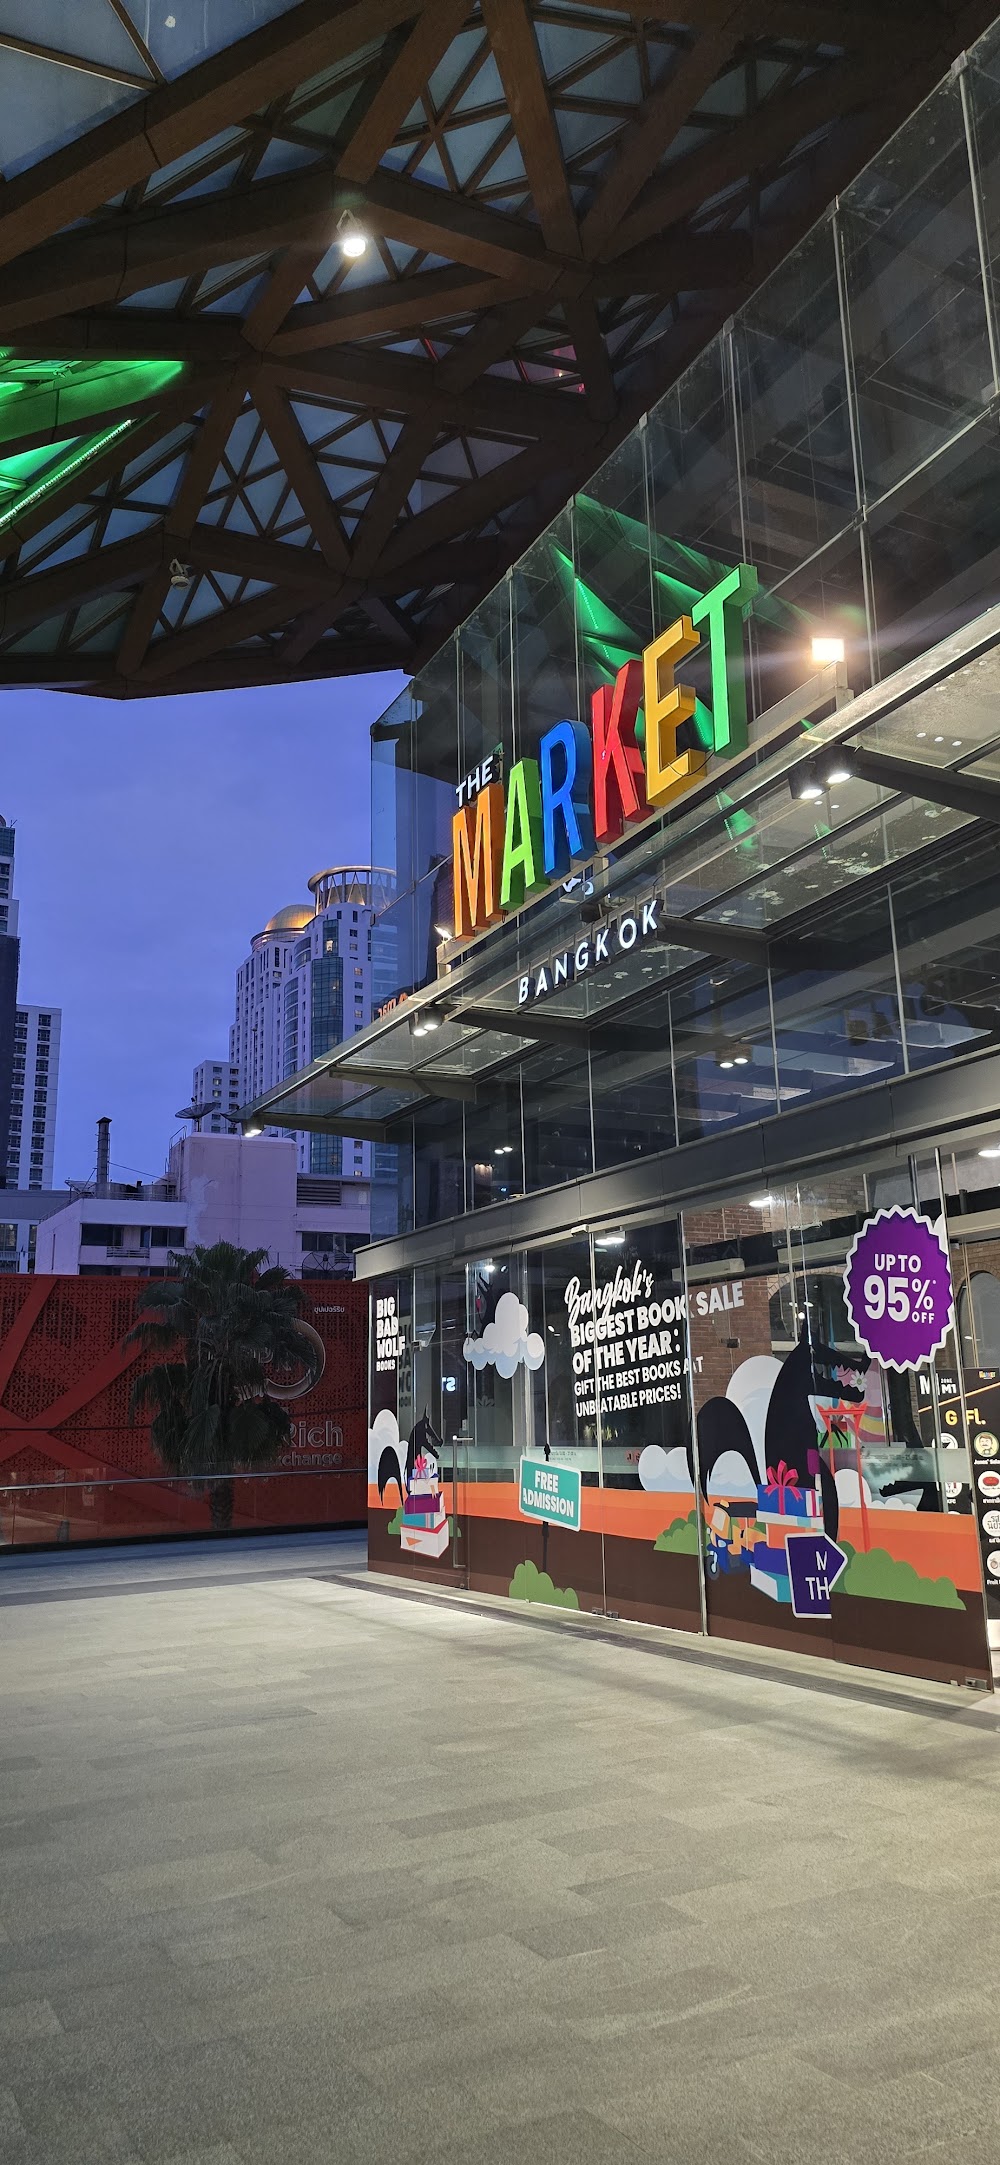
[
  {"x1": 366, "y1": 26, "x2": 1000, "y2": 1247},
  {"x1": 239, "y1": 19, "x2": 1000, "y2": 1689}
]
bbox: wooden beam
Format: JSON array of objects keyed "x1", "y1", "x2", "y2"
[
  {"x1": 6, "y1": 315, "x2": 244, "y2": 365},
  {"x1": 360, "y1": 168, "x2": 559, "y2": 285},
  {"x1": 377, "y1": 438, "x2": 564, "y2": 571},
  {"x1": 581, "y1": 5, "x2": 746, "y2": 259},
  {"x1": 277, "y1": 580, "x2": 366, "y2": 669},
  {"x1": 610, "y1": 49, "x2": 882, "y2": 258},
  {"x1": 264, "y1": 346, "x2": 597, "y2": 448},
  {"x1": 116, "y1": 373, "x2": 248, "y2": 676},
  {"x1": 0, "y1": 0, "x2": 428, "y2": 270},
  {"x1": 184, "y1": 524, "x2": 332, "y2": 592},
  {"x1": 134, "y1": 579, "x2": 323, "y2": 682},
  {"x1": 481, "y1": 0, "x2": 580, "y2": 258},
  {"x1": 271, "y1": 269, "x2": 525, "y2": 353},
  {"x1": 0, "y1": 369, "x2": 224, "y2": 558},
  {"x1": 0, "y1": 163, "x2": 568, "y2": 339},
  {"x1": 0, "y1": 532, "x2": 163, "y2": 643},
  {"x1": 336, "y1": 0, "x2": 473, "y2": 185},
  {"x1": 0, "y1": 169, "x2": 337, "y2": 335},
  {"x1": 252, "y1": 375, "x2": 350, "y2": 570},
  {"x1": 562, "y1": 296, "x2": 617, "y2": 422}
]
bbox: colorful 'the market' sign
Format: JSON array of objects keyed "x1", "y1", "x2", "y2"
[{"x1": 451, "y1": 563, "x2": 757, "y2": 940}]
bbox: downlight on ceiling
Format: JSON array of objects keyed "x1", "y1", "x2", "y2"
[{"x1": 811, "y1": 633, "x2": 845, "y2": 664}]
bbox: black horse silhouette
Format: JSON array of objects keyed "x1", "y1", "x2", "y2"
[{"x1": 377, "y1": 1411, "x2": 443, "y2": 1507}]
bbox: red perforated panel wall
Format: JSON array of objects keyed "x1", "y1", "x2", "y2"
[{"x1": 0, "y1": 1275, "x2": 369, "y2": 1547}]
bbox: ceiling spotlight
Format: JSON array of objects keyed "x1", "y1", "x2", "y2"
[
  {"x1": 732, "y1": 1044, "x2": 751, "y2": 1066},
  {"x1": 792, "y1": 772, "x2": 825, "y2": 803},
  {"x1": 811, "y1": 633, "x2": 845, "y2": 664},
  {"x1": 821, "y1": 761, "x2": 852, "y2": 788},
  {"x1": 717, "y1": 1052, "x2": 735, "y2": 1070},
  {"x1": 169, "y1": 557, "x2": 192, "y2": 589},
  {"x1": 596, "y1": 1230, "x2": 625, "y2": 1247},
  {"x1": 337, "y1": 209, "x2": 368, "y2": 259},
  {"x1": 749, "y1": 1194, "x2": 775, "y2": 1208},
  {"x1": 244, "y1": 1123, "x2": 262, "y2": 1138}
]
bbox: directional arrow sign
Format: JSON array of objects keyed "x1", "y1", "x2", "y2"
[{"x1": 785, "y1": 1532, "x2": 848, "y2": 1620}]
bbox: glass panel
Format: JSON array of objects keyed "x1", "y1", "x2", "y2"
[
  {"x1": 511, "y1": 505, "x2": 579, "y2": 763},
  {"x1": 966, "y1": 23, "x2": 1000, "y2": 369},
  {"x1": 412, "y1": 1100, "x2": 465, "y2": 1229},
  {"x1": 734, "y1": 218, "x2": 857, "y2": 594},
  {"x1": 890, "y1": 831, "x2": 1000, "y2": 1072},
  {"x1": 668, "y1": 961, "x2": 776, "y2": 1144},
  {"x1": 457, "y1": 578, "x2": 513, "y2": 785},
  {"x1": 573, "y1": 430, "x2": 652, "y2": 728},
  {"x1": 840, "y1": 75, "x2": 990, "y2": 505},
  {"x1": 464, "y1": 1076, "x2": 523, "y2": 1210},
  {"x1": 867, "y1": 416, "x2": 1000, "y2": 675},
  {"x1": 644, "y1": 345, "x2": 745, "y2": 738},
  {"x1": 769, "y1": 888, "x2": 905, "y2": 1113},
  {"x1": 520, "y1": 1040, "x2": 593, "y2": 1189}
]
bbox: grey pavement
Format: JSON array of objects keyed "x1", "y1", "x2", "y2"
[{"x1": 1, "y1": 1534, "x2": 999, "y2": 2164}]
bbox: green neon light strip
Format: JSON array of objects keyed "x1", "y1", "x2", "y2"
[{"x1": 0, "y1": 420, "x2": 135, "y2": 535}]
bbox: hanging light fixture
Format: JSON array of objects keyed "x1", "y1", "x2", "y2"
[{"x1": 337, "y1": 209, "x2": 368, "y2": 259}]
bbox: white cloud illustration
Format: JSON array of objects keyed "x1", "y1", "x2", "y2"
[{"x1": 464, "y1": 1290, "x2": 545, "y2": 1378}]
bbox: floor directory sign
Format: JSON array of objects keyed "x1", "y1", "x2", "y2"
[{"x1": 843, "y1": 1207, "x2": 955, "y2": 1372}]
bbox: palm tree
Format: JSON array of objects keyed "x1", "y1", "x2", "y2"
[{"x1": 126, "y1": 1241, "x2": 305, "y2": 1530}]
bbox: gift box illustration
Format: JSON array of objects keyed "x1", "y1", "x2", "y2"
[{"x1": 756, "y1": 1460, "x2": 823, "y2": 1530}]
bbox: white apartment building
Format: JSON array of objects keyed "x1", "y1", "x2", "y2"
[
  {"x1": 189, "y1": 1058, "x2": 240, "y2": 1134},
  {"x1": 35, "y1": 1132, "x2": 368, "y2": 1279},
  {"x1": 231, "y1": 867, "x2": 391, "y2": 1190},
  {"x1": 7, "y1": 1006, "x2": 61, "y2": 1192}
]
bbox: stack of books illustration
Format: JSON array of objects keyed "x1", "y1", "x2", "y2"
[{"x1": 400, "y1": 1448, "x2": 450, "y2": 1559}]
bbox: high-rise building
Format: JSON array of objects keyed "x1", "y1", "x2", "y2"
[
  {"x1": 7, "y1": 1006, "x2": 61, "y2": 1191},
  {"x1": 188, "y1": 1059, "x2": 239, "y2": 1135},
  {"x1": 231, "y1": 867, "x2": 391, "y2": 1185},
  {"x1": 0, "y1": 820, "x2": 18, "y2": 1183}
]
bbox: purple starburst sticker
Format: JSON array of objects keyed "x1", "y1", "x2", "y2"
[{"x1": 843, "y1": 1205, "x2": 955, "y2": 1373}]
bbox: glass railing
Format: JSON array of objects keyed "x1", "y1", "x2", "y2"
[{"x1": 0, "y1": 1466, "x2": 366, "y2": 1550}]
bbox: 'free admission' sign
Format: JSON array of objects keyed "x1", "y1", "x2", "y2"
[{"x1": 519, "y1": 1456, "x2": 582, "y2": 1533}]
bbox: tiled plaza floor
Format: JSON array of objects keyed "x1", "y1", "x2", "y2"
[{"x1": 1, "y1": 1534, "x2": 999, "y2": 2164}]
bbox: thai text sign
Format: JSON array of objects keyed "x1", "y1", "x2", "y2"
[
  {"x1": 519, "y1": 1455, "x2": 582, "y2": 1532},
  {"x1": 843, "y1": 1207, "x2": 955, "y2": 1372},
  {"x1": 452, "y1": 564, "x2": 758, "y2": 939}
]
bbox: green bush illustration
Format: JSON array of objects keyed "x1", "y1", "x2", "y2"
[
  {"x1": 654, "y1": 1512, "x2": 700, "y2": 1554},
  {"x1": 837, "y1": 1542, "x2": 965, "y2": 1610},
  {"x1": 509, "y1": 1559, "x2": 580, "y2": 1609},
  {"x1": 386, "y1": 1505, "x2": 404, "y2": 1536}
]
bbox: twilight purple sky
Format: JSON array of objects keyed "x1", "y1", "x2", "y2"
[{"x1": 1, "y1": 672, "x2": 407, "y2": 1189}]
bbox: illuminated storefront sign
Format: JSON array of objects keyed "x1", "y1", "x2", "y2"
[{"x1": 451, "y1": 563, "x2": 758, "y2": 940}]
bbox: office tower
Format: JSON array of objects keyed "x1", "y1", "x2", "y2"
[{"x1": 7, "y1": 1007, "x2": 61, "y2": 1191}]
